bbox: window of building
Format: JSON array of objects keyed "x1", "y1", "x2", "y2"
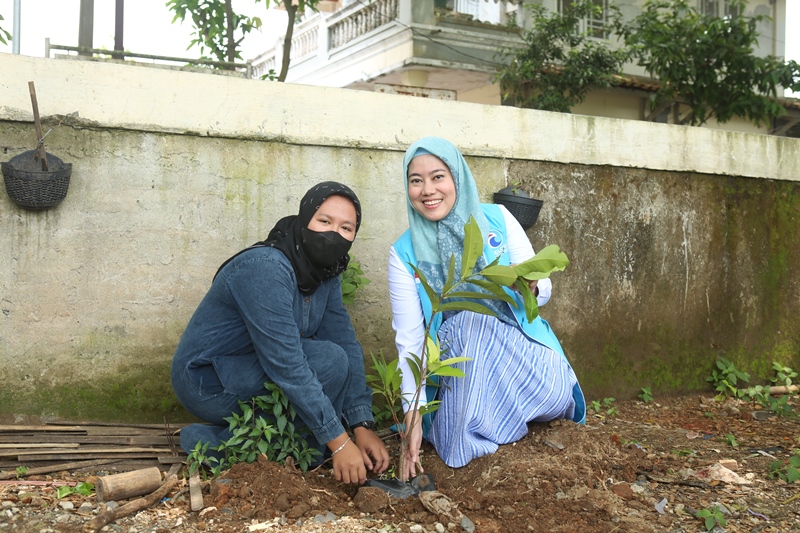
[
  {"x1": 559, "y1": 0, "x2": 610, "y2": 40},
  {"x1": 698, "y1": 0, "x2": 741, "y2": 18}
]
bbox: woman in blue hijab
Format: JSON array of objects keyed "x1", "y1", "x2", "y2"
[{"x1": 389, "y1": 138, "x2": 585, "y2": 480}]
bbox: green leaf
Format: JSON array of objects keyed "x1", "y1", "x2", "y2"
[
  {"x1": 438, "y1": 301, "x2": 498, "y2": 317},
  {"x1": 461, "y1": 216, "x2": 484, "y2": 278},
  {"x1": 466, "y1": 279, "x2": 517, "y2": 306},
  {"x1": 513, "y1": 245, "x2": 569, "y2": 280},
  {"x1": 410, "y1": 264, "x2": 440, "y2": 309},
  {"x1": 480, "y1": 265, "x2": 518, "y2": 286},
  {"x1": 426, "y1": 335, "x2": 441, "y2": 364},
  {"x1": 438, "y1": 356, "x2": 472, "y2": 366},
  {"x1": 74, "y1": 482, "x2": 94, "y2": 496},
  {"x1": 445, "y1": 290, "x2": 510, "y2": 302},
  {"x1": 429, "y1": 365, "x2": 466, "y2": 377},
  {"x1": 514, "y1": 279, "x2": 540, "y2": 323},
  {"x1": 419, "y1": 401, "x2": 441, "y2": 416},
  {"x1": 442, "y1": 255, "x2": 457, "y2": 295},
  {"x1": 407, "y1": 353, "x2": 423, "y2": 386}
]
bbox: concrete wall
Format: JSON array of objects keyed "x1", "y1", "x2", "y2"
[{"x1": 1, "y1": 53, "x2": 799, "y2": 423}]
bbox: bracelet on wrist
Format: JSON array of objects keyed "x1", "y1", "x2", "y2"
[{"x1": 331, "y1": 437, "x2": 351, "y2": 457}]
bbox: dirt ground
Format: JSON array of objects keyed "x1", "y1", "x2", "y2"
[{"x1": 2, "y1": 394, "x2": 800, "y2": 532}]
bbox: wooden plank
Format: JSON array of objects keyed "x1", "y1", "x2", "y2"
[
  {"x1": 157, "y1": 456, "x2": 186, "y2": 464},
  {"x1": 1, "y1": 460, "x2": 171, "y2": 473},
  {"x1": 0, "y1": 435, "x2": 173, "y2": 446},
  {"x1": 17, "y1": 447, "x2": 171, "y2": 456},
  {"x1": 0, "y1": 443, "x2": 80, "y2": 449},
  {"x1": 84, "y1": 427, "x2": 170, "y2": 437},
  {"x1": 0, "y1": 425, "x2": 85, "y2": 432},
  {"x1": 0, "y1": 448, "x2": 86, "y2": 459},
  {"x1": 0, "y1": 421, "x2": 185, "y2": 475},
  {"x1": 0, "y1": 459, "x2": 124, "y2": 480},
  {"x1": 21, "y1": 453, "x2": 172, "y2": 461},
  {"x1": 45, "y1": 421, "x2": 185, "y2": 430},
  {"x1": 103, "y1": 461, "x2": 171, "y2": 472}
]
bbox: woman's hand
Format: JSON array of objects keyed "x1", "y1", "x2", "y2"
[
  {"x1": 527, "y1": 279, "x2": 539, "y2": 296},
  {"x1": 353, "y1": 427, "x2": 390, "y2": 474},
  {"x1": 510, "y1": 264, "x2": 539, "y2": 296},
  {"x1": 401, "y1": 410, "x2": 424, "y2": 481},
  {"x1": 329, "y1": 433, "x2": 366, "y2": 485}
]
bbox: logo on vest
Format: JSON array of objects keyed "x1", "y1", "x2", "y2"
[{"x1": 487, "y1": 232, "x2": 503, "y2": 249}]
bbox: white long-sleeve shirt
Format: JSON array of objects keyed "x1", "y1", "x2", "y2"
[{"x1": 388, "y1": 205, "x2": 552, "y2": 410}]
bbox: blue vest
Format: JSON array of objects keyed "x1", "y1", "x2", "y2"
[{"x1": 393, "y1": 204, "x2": 586, "y2": 425}]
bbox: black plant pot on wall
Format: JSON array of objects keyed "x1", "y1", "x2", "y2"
[
  {"x1": 493, "y1": 186, "x2": 543, "y2": 230},
  {"x1": 1, "y1": 150, "x2": 72, "y2": 210}
]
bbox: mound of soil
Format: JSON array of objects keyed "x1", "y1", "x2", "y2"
[
  {"x1": 165, "y1": 395, "x2": 800, "y2": 532},
  {"x1": 2, "y1": 394, "x2": 799, "y2": 532}
]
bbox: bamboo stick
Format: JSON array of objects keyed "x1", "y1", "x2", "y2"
[{"x1": 27, "y1": 81, "x2": 48, "y2": 171}]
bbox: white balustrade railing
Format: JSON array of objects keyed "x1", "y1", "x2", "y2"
[
  {"x1": 252, "y1": 53, "x2": 277, "y2": 79},
  {"x1": 329, "y1": 0, "x2": 399, "y2": 50},
  {"x1": 250, "y1": 0, "x2": 524, "y2": 79},
  {"x1": 290, "y1": 20, "x2": 321, "y2": 61},
  {"x1": 291, "y1": 25, "x2": 319, "y2": 61}
]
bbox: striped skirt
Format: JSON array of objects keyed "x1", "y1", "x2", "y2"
[{"x1": 428, "y1": 311, "x2": 577, "y2": 468}]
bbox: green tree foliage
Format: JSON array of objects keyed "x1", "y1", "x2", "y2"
[
  {"x1": 0, "y1": 14, "x2": 12, "y2": 46},
  {"x1": 613, "y1": 0, "x2": 800, "y2": 126},
  {"x1": 495, "y1": 1, "x2": 628, "y2": 112},
  {"x1": 497, "y1": 0, "x2": 799, "y2": 128},
  {"x1": 167, "y1": 0, "x2": 262, "y2": 68},
  {"x1": 167, "y1": 0, "x2": 320, "y2": 81}
]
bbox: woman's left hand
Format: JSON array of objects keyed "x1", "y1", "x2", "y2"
[
  {"x1": 527, "y1": 279, "x2": 538, "y2": 296},
  {"x1": 353, "y1": 427, "x2": 390, "y2": 474},
  {"x1": 510, "y1": 264, "x2": 539, "y2": 296}
]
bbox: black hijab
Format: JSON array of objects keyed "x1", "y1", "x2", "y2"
[{"x1": 214, "y1": 181, "x2": 362, "y2": 295}]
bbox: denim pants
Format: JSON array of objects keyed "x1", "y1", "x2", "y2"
[{"x1": 174, "y1": 338, "x2": 350, "y2": 457}]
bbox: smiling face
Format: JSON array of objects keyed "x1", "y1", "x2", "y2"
[
  {"x1": 306, "y1": 194, "x2": 358, "y2": 242},
  {"x1": 407, "y1": 154, "x2": 457, "y2": 222}
]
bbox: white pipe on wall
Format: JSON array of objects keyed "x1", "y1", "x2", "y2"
[{"x1": 12, "y1": 0, "x2": 20, "y2": 54}]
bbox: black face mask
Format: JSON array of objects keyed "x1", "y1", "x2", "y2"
[{"x1": 301, "y1": 228, "x2": 353, "y2": 268}]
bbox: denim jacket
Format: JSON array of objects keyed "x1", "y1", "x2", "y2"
[{"x1": 171, "y1": 246, "x2": 374, "y2": 445}]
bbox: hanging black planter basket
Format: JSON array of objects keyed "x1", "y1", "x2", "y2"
[
  {"x1": 493, "y1": 186, "x2": 543, "y2": 230},
  {"x1": 2, "y1": 150, "x2": 72, "y2": 210}
]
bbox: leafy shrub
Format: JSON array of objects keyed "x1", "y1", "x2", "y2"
[
  {"x1": 768, "y1": 448, "x2": 800, "y2": 484},
  {"x1": 340, "y1": 254, "x2": 371, "y2": 305},
  {"x1": 638, "y1": 387, "x2": 653, "y2": 404},
  {"x1": 706, "y1": 358, "x2": 749, "y2": 400},
  {"x1": 187, "y1": 383, "x2": 321, "y2": 478},
  {"x1": 589, "y1": 397, "x2": 618, "y2": 418},
  {"x1": 696, "y1": 505, "x2": 727, "y2": 531}
]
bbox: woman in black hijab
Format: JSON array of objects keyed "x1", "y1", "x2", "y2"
[{"x1": 172, "y1": 182, "x2": 388, "y2": 485}]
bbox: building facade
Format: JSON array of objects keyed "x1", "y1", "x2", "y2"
[{"x1": 251, "y1": 0, "x2": 799, "y2": 137}]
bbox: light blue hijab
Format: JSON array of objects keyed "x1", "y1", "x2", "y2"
[{"x1": 402, "y1": 137, "x2": 494, "y2": 301}]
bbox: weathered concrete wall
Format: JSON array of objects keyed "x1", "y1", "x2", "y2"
[
  {"x1": 512, "y1": 163, "x2": 800, "y2": 396},
  {"x1": 1, "y1": 53, "x2": 798, "y2": 423}
]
